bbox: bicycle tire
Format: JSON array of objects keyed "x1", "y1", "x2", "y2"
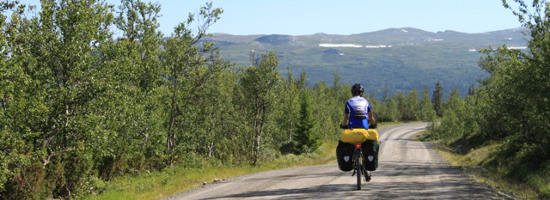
[{"x1": 356, "y1": 150, "x2": 361, "y2": 190}]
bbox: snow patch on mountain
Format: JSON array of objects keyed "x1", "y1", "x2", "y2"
[
  {"x1": 507, "y1": 46, "x2": 527, "y2": 50},
  {"x1": 365, "y1": 45, "x2": 392, "y2": 48},
  {"x1": 319, "y1": 43, "x2": 362, "y2": 48},
  {"x1": 426, "y1": 38, "x2": 444, "y2": 42}
]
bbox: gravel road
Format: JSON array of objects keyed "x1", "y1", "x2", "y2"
[{"x1": 166, "y1": 122, "x2": 513, "y2": 200}]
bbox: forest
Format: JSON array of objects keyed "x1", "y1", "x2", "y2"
[
  {"x1": 0, "y1": 1, "x2": 438, "y2": 199},
  {"x1": 426, "y1": 0, "x2": 550, "y2": 198}
]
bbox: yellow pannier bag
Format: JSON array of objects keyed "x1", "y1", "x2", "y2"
[{"x1": 341, "y1": 129, "x2": 379, "y2": 144}]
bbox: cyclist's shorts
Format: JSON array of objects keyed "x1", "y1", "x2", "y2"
[{"x1": 341, "y1": 129, "x2": 379, "y2": 144}]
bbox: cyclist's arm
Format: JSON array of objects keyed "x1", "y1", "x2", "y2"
[
  {"x1": 342, "y1": 113, "x2": 349, "y2": 127},
  {"x1": 368, "y1": 111, "x2": 375, "y2": 124},
  {"x1": 342, "y1": 102, "x2": 351, "y2": 127},
  {"x1": 367, "y1": 103, "x2": 375, "y2": 124}
]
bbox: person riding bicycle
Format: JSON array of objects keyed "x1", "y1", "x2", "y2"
[
  {"x1": 340, "y1": 83, "x2": 375, "y2": 129},
  {"x1": 339, "y1": 83, "x2": 377, "y2": 182}
]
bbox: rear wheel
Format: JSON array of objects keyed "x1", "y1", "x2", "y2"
[{"x1": 356, "y1": 152, "x2": 361, "y2": 190}]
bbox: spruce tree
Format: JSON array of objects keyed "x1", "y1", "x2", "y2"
[
  {"x1": 468, "y1": 84, "x2": 476, "y2": 96},
  {"x1": 419, "y1": 88, "x2": 436, "y2": 121},
  {"x1": 432, "y1": 81, "x2": 443, "y2": 117},
  {"x1": 293, "y1": 90, "x2": 319, "y2": 154}
]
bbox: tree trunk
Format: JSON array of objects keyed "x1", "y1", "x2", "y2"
[
  {"x1": 208, "y1": 141, "x2": 214, "y2": 158},
  {"x1": 167, "y1": 81, "x2": 177, "y2": 165},
  {"x1": 288, "y1": 121, "x2": 293, "y2": 143},
  {"x1": 251, "y1": 103, "x2": 262, "y2": 165},
  {"x1": 253, "y1": 131, "x2": 261, "y2": 165}
]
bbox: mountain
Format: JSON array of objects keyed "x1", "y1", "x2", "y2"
[
  {"x1": 255, "y1": 34, "x2": 294, "y2": 45},
  {"x1": 205, "y1": 27, "x2": 528, "y2": 97}
]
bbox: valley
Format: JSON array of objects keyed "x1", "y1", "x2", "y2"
[{"x1": 206, "y1": 27, "x2": 528, "y2": 96}]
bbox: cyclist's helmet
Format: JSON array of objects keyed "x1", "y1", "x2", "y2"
[{"x1": 351, "y1": 83, "x2": 364, "y2": 96}]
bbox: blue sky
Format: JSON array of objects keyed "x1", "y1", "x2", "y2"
[{"x1": 22, "y1": 0, "x2": 522, "y2": 35}]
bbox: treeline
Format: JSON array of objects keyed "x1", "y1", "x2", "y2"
[
  {"x1": 429, "y1": 1, "x2": 550, "y2": 197},
  {"x1": 369, "y1": 86, "x2": 439, "y2": 122}
]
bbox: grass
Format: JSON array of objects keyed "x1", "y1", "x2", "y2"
[
  {"x1": 84, "y1": 121, "x2": 403, "y2": 200},
  {"x1": 84, "y1": 140, "x2": 338, "y2": 200},
  {"x1": 416, "y1": 130, "x2": 547, "y2": 199}
]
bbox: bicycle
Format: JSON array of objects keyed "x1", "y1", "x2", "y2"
[
  {"x1": 351, "y1": 142, "x2": 372, "y2": 190},
  {"x1": 340, "y1": 124, "x2": 377, "y2": 190}
]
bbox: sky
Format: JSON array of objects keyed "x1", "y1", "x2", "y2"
[{"x1": 21, "y1": 0, "x2": 523, "y2": 36}]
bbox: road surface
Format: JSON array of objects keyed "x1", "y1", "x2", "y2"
[{"x1": 166, "y1": 123, "x2": 513, "y2": 200}]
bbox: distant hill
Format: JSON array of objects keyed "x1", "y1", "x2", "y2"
[
  {"x1": 205, "y1": 27, "x2": 528, "y2": 97},
  {"x1": 255, "y1": 34, "x2": 294, "y2": 45}
]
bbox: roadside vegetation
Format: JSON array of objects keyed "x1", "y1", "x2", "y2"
[
  {"x1": 82, "y1": 139, "x2": 338, "y2": 200},
  {"x1": 87, "y1": 122, "x2": 402, "y2": 200},
  {"x1": 422, "y1": 1, "x2": 550, "y2": 199},
  {"x1": 0, "y1": 1, "x2": 435, "y2": 199}
]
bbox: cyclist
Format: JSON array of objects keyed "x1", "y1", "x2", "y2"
[
  {"x1": 340, "y1": 83, "x2": 376, "y2": 181},
  {"x1": 340, "y1": 83, "x2": 375, "y2": 129}
]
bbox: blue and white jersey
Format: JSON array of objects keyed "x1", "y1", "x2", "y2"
[{"x1": 345, "y1": 96, "x2": 372, "y2": 129}]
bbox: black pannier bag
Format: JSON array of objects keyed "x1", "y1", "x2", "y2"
[
  {"x1": 336, "y1": 140, "x2": 355, "y2": 171},
  {"x1": 362, "y1": 140, "x2": 380, "y2": 171}
]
